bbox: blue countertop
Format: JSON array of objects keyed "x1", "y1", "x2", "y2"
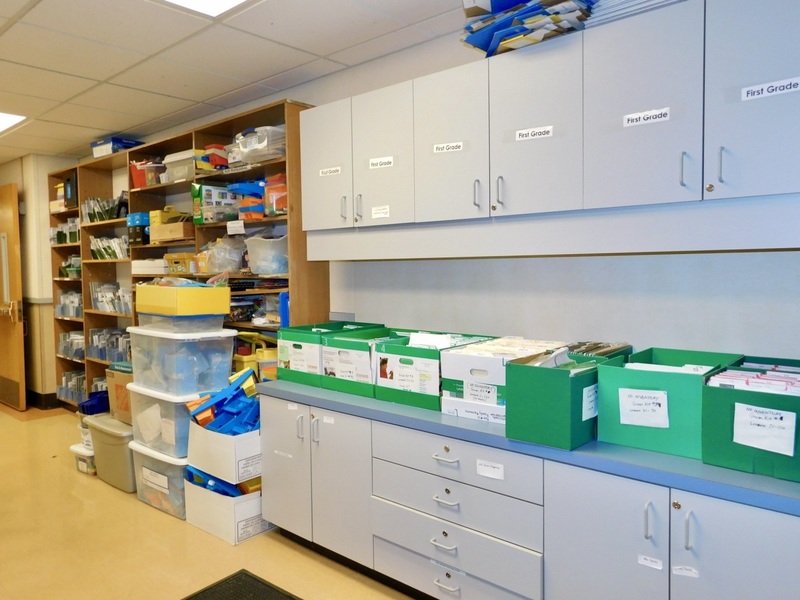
[{"x1": 257, "y1": 380, "x2": 800, "y2": 517}]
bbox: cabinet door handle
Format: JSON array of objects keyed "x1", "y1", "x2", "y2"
[
  {"x1": 340, "y1": 196, "x2": 347, "y2": 220},
  {"x1": 433, "y1": 494, "x2": 460, "y2": 508},
  {"x1": 643, "y1": 501, "x2": 653, "y2": 540},
  {"x1": 296, "y1": 415, "x2": 305, "y2": 440},
  {"x1": 433, "y1": 578, "x2": 460, "y2": 593},
  {"x1": 355, "y1": 194, "x2": 363, "y2": 220},
  {"x1": 679, "y1": 151, "x2": 687, "y2": 187},
  {"x1": 430, "y1": 537, "x2": 458, "y2": 552},
  {"x1": 310, "y1": 417, "x2": 320, "y2": 444},
  {"x1": 496, "y1": 175, "x2": 505, "y2": 206},
  {"x1": 431, "y1": 453, "x2": 459, "y2": 464},
  {"x1": 684, "y1": 509, "x2": 694, "y2": 550},
  {"x1": 717, "y1": 146, "x2": 726, "y2": 183},
  {"x1": 473, "y1": 179, "x2": 480, "y2": 207}
]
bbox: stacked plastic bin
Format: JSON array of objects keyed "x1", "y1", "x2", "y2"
[{"x1": 127, "y1": 309, "x2": 236, "y2": 519}]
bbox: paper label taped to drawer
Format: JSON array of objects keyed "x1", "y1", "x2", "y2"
[
  {"x1": 143, "y1": 466, "x2": 169, "y2": 494},
  {"x1": 476, "y1": 459, "x2": 504, "y2": 480}
]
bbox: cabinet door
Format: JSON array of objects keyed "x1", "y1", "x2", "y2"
[
  {"x1": 544, "y1": 461, "x2": 669, "y2": 600},
  {"x1": 670, "y1": 490, "x2": 800, "y2": 600},
  {"x1": 310, "y1": 408, "x2": 373, "y2": 567},
  {"x1": 351, "y1": 81, "x2": 415, "y2": 227},
  {"x1": 489, "y1": 33, "x2": 583, "y2": 216},
  {"x1": 260, "y1": 395, "x2": 313, "y2": 540},
  {"x1": 704, "y1": 0, "x2": 800, "y2": 200},
  {"x1": 583, "y1": 0, "x2": 704, "y2": 209},
  {"x1": 300, "y1": 98, "x2": 354, "y2": 230},
  {"x1": 414, "y1": 60, "x2": 490, "y2": 223}
]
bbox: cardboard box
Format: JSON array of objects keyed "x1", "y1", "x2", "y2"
[
  {"x1": 149, "y1": 222, "x2": 194, "y2": 243},
  {"x1": 106, "y1": 363, "x2": 134, "y2": 425},
  {"x1": 187, "y1": 421, "x2": 261, "y2": 484},
  {"x1": 441, "y1": 337, "x2": 568, "y2": 406},
  {"x1": 702, "y1": 355, "x2": 800, "y2": 482},
  {"x1": 277, "y1": 321, "x2": 384, "y2": 387},
  {"x1": 185, "y1": 482, "x2": 273, "y2": 545},
  {"x1": 135, "y1": 285, "x2": 230, "y2": 316},
  {"x1": 441, "y1": 396, "x2": 506, "y2": 426},
  {"x1": 597, "y1": 347, "x2": 742, "y2": 459},
  {"x1": 374, "y1": 331, "x2": 493, "y2": 411},
  {"x1": 505, "y1": 353, "x2": 617, "y2": 450}
]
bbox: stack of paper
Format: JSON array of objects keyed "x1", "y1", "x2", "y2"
[
  {"x1": 708, "y1": 368, "x2": 800, "y2": 397},
  {"x1": 584, "y1": 0, "x2": 686, "y2": 28}
]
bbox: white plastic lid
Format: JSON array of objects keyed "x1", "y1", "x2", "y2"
[
  {"x1": 70, "y1": 443, "x2": 94, "y2": 457},
  {"x1": 164, "y1": 149, "x2": 200, "y2": 163},
  {"x1": 83, "y1": 413, "x2": 133, "y2": 438},
  {"x1": 128, "y1": 440, "x2": 189, "y2": 466},
  {"x1": 126, "y1": 381, "x2": 203, "y2": 404},
  {"x1": 126, "y1": 326, "x2": 237, "y2": 341}
]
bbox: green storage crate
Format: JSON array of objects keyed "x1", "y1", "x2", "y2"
[
  {"x1": 277, "y1": 321, "x2": 383, "y2": 387},
  {"x1": 597, "y1": 348, "x2": 742, "y2": 459},
  {"x1": 702, "y1": 355, "x2": 800, "y2": 482},
  {"x1": 506, "y1": 354, "x2": 616, "y2": 450},
  {"x1": 374, "y1": 332, "x2": 493, "y2": 411}
]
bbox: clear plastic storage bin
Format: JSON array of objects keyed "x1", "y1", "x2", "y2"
[
  {"x1": 129, "y1": 440, "x2": 189, "y2": 519},
  {"x1": 244, "y1": 235, "x2": 288, "y2": 275},
  {"x1": 137, "y1": 312, "x2": 225, "y2": 333},
  {"x1": 235, "y1": 125, "x2": 285, "y2": 164},
  {"x1": 128, "y1": 326, "x2": 236, "y2": 395},
  {"x1": 128, "y1": 382, "x2": 200, "y2": 458}
]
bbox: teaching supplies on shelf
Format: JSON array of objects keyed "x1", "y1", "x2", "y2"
[
  {"x1": 88, "y1": 235, "x2": 129, "y2": 260},
  {"x1": 86, "y1": 328, "x2": 130, "y2": 363},
  {"x1": 89, "y1": 282, "x2": 132, "y2": 315}
]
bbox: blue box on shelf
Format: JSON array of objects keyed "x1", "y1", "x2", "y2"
[{"x1": 91, "y1": 136, "x2": 142, "y2": 158}]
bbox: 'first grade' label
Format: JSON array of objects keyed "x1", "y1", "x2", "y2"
[
  {"x1": 434, "y1": 142, "x2": 463, "y2": 153},
  {"x1": 623, "y1": 107, "x2": 670, "y2": 128},
  {"x1": 742, "y1": 76, "x2": 800, "y2": 101}
]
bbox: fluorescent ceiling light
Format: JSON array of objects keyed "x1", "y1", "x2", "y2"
[
  {"x1": 0, "y1": 112, "x2": 25, "y2": 134},
  {"x1": 163, "y1": 0, "x2": 248, "y2": 17}
]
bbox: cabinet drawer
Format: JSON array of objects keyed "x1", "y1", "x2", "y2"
[
  {"x1": 372, "y1": 496, "x2": 541, "y2": 598},
  {"x1": 372, "y1": 421, "x2": 543, "y2": 504},
  {"x1": 375, "y1": 536, "x2": 538, "y2": 600},
  {"x1": 373, "y1": 458, "x2": 543, "y2": 551}
]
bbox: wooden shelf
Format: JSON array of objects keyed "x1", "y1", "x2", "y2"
[
  {"x1": 81, "y1": 217, "x2": 127, "y2": 229},
  {"x1": 83, "y1": 309, "x2": 134, "y2": 319},
  {"x1": 56, "y1": 354, "x2": 85, "y2": 364}
]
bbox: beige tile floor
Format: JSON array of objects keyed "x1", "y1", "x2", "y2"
[{"x1": 0, "y1": 403, "x2": 414, "y2": 600}]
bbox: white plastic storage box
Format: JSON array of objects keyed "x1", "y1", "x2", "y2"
[
  {"x1": 163, "y1": 149, "x2": 202, "y2": 183},
  {"x1": 185, "y1": 482, "x2": 272, "y2": 545},
  {"x1": 128, "y1": 327, "x2": 236, "y2": 395},
  {"x1": 128, "y1": 382, "x2": 200, "y2": 458},
  {"x1": 70, "y1": 443, "x2": 97, "y2": 475},
  {"x1": 83, "y1": 414, "x2": 136, "y2": 492},
  {"x1": 235, "y1": 125, "x2": 285, "y2": 164},
  {"x1": 137, "y1": 313, "x2": 225, "y2": 333},
  {"x1": 129, "y1": 440, "x2": 189, "y2": 519}
]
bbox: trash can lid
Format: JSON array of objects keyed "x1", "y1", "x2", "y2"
[{"x1": 83, "y1": 413, "x2": 133, "y2": 438}]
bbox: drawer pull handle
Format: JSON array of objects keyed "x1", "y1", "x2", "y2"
[
  {"x1": 433, "y1": 494, "x2": 460, "y2": 508},
  {"x1": 684, "y1": 510, "x2": 694, "y2": 551},
  {"x1": 433, "y1": 578, "x2": 460, "y2": 593},
  {"x1": 643, "y1": 500, "x2": 653, "y2": 540},
  {"x1": 296, "y1": 415, "x2": 304, "y2": 440},
  {"x1": 432, "y1": 453, "x2": 459, "y2": 464},
  {"x1": 311, "y1": 417, "x2": 320, "y2": 444},
  {"x1": 430, "y1": 537, "x2": 457, "y2": 552}
]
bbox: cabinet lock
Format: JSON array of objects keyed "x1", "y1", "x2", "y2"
[
  {"x1": 672, "y1": 500, "x2": 682, "y2": 510},
  {"x1": 705, "y1": 184, "x2": 715, "y2": 192},
  {"x1": 443, "y1": 445, "x2": 450, "y2": 453}
]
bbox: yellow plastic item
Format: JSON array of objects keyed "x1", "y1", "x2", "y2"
[{"x1": 233, "y1": 332, "x2": 277, "y2": 383}]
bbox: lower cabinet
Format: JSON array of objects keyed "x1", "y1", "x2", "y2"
[
  {"x1": 259, "y1": 395, "x2": 373, "y2": 567},
  {"x1": 544, "y1": 461, "x2": 800, "y2": 600}
]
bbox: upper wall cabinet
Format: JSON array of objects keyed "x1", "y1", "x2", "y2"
[
  {"x1": 703, "y1": 0, "x2": 800, "y2": 200},
  {"x1": 583, "y1": 0, "x2": 705, "y2": 210},
  {"x1": 489, "y1": 33, "x2": 583, "y2": 215},
  {"x1": 414, "y1": 61, "x2": 490, "y2": 224}
]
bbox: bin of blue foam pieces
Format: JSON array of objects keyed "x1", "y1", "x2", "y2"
[{"x1": 188, "y1": 369, "x2": 259, "y2": 435}]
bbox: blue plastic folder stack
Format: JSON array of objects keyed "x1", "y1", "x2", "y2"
[{"x1": 463, "y1": 0, "x2": 596, "y2": 57}]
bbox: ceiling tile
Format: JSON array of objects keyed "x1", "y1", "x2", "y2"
[
  {"x1": 0, "y1": 1, "x2": 27, "y2": 18},
  {"x1": 0, "y1": 131, "x2": 90, "y2": 154},
  {"x1": 150, "y1": 103, "x2": 227, "y2": 128},
  {"x1": 205, "y1": 83, "x2": 280, "y2": 108},
  {"x1": 0, "y1": 23, "x2": 146, "y2": 80},
  {"x1": 22, "y1": 0, "x2": 211, "y2": 54},
  {"x1": 418, "y1": 9, "x2": 469, "y2": 36},
  {"x1": 355, "y1": 0, "x2": 464, "y2": 25},
  {"x1": 225, "y1": 0, "x2": 404, "y2": 56},
  {"x1": 258, "y1": 59, "x2": 347, "y2": 90},
  {"x1": 69, "y1": 84, "x2": 195, "y2": 118},
  {"x1": 19, "y1": 120, "x2": 109, "y2": 144},
  {"x1": 38, "y1": 103, "x2": 148, "y2": 132},
  {"x1": 328, "y1": 26, "x2": 434, "y2": 66},
  {"x1": 0, "y1": 61, "x2": 97, "y2": 102},
  {"x1": 0, "y1": 92, "x2": 59, "y2": 119},
  {"x1": 157, "y1": 24, "x2": 317, "y2": 82}
]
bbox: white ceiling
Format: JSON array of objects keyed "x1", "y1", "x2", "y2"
[{"x1": 0, "y1": 0, "x2": 465, "y2": 164}]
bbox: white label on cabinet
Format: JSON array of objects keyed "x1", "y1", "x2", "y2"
[
  {"x1": 733, "y1": 402, "x2": 796, "y2": 457},
  {"x1": 582, "y1": 384, "x2": 598, "y2": 421},
  {"x1": 433, "y1": 142, "x2": 463, "y2": 153},
  {"x1": 227, "y1": 219, "x2": 246, "y2": 235},
  {"x1": 638, "y1": 555, "x2": 663, "y2": 570},
  {"x1": 619, "y1": 388, "x2": 669, "y2": 428},
  {"x1": 623, "y1": 107, "x2": 670, "y2": 128},
  {"x1": 742, "y1": 76, "x2": 800, "y2": 101},
  {"x1": 369, "y1": 156, "x2": 394, "y2": 169},
  {"x1": 464, "y1": 381, "x2": 498, "y2": 404},
  {"x1": 516, "y1": 126, "x2": 553, "y2": 141},
  {"x1": 673, "y1": 566, "x2": 700, "y2": 578},
  {"x1": 142, "y1": 466, "x2": 169, "y2": 494},
  {"x1": 287, "y1": 403, "x2": 298, "y2": 411},
  {"x1": 476, "y1": 459, "x2": 505, "y2": 480},
  {"x1": 372, "y1": 205, "x2": 391, "y2": 219},
  {"x1": 274, "y1": 450, "x2": 293, "y2": 459},
  {"x1": 320, "y1": 166, "x2": 341, "y2": 176},
  {"x1": 323, "y1": 416, "x2": 335, "y2": 425}
]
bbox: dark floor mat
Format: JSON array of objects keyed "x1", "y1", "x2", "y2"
[{"x1": 183, "y1": 569, "x2": 302, "y2": 600}]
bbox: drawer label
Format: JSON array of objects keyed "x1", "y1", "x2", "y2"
[
  {"x1": 742, "y1": 76, "x2": 800, "y2": 101},
  {"x1": 371, "y1": 205, "x2": 391, "y2": 219},
  {"x1": 476, "y1": 459, "x2": 505, "y2": 480},
  {"x1": 672, "y1": 566, "x2": 700, "y2": 578},
  {"x1": 623, "y1": 107, "x2": 670, "y2": 128},
  {"x1": 433, "y1": 142, "x2": 463, "y2": 153},
  {"x1": 618, "y1": 388, "x2": 669, "y2": 428},
  {"x1": 369, "y1": 156, "x2": 394, "y2": 169},
  {"x1": 142, "y1": 466, "x2": 169, "y2": 494},
  {"x1": 638, "y1": 555, "x2": 663, "y2": 570},
  {"x1": 319, "y1": 166, "x2": 341, "y2": 176},
  {"x1": 516, "y1": 125, "x2": 553, "y2": 141},
  {"x1": 733, "y1": 402, "x2": 796, "y2": 457},
  {"x1": 582, "y1": 384, "x2": 598, "y2": 421}
]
